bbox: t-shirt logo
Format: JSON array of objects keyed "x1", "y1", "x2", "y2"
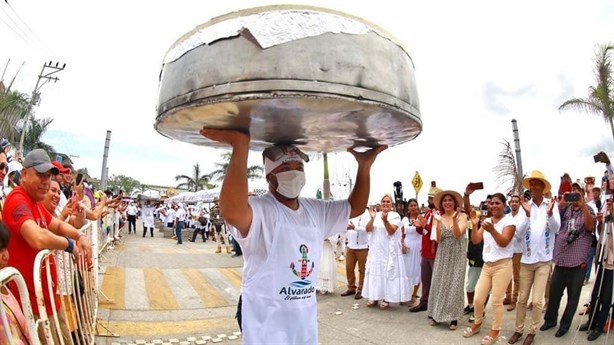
[
  {"x1": 289, "y1": 244, "x2": 314, "y2": 284},
  {"x1": 280, "y1": 244, "x2": 316, "y2": 300}
]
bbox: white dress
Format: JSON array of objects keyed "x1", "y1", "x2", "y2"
[
  {"x1": 362, "y1": 211, "x2": 410, "y2": 303},
  {"x1": 401, "y1": 217, "x2": 422, "y2": 286},
  {"x1": 317, "y1": 235, "x2": 338, "y2": 293}
]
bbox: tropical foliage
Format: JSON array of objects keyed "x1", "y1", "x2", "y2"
[
  {"x1": 107, "y1": 174, "x2": 142, "y2": 195},
  {"x1": 559, "y1": 43, "x2": 614, "y2": 142},
  {"x1": 0, "y1": 89, "x2": 29, "y2": 142},
  {"x1": 22, "y1": 117, "x2": 56, "y2": 155},
  {"x1": 175, "y1": 163, "x2": 214, "y2": 192},
  {"x1": 209, "y1": 151, "x2": 263, "y2": 182},
  {"x1": 493, "y1": 139, "x2": 523, "y2": 195}
]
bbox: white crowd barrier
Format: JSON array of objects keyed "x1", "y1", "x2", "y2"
[
  {"x1": 1, "y1": 220, "x2": 102, "y2": 344},
  {"x1": 0, "y1": 266, "x2": 41, "y2": 345}
]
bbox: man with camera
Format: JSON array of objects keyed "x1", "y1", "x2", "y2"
[{"x1": 540, "y1": 180, "x2": 595, "y2": 338}]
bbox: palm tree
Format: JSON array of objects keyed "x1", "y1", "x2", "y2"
[
  {"x1": 23, "y1": 117, "x2": 56, "y2": 155},
  {"x1": 0, "y1": 89, "x2": 29, "y2": 142},
  {"x1": 209, "y1": 151, "x2": 263, "y2": 182},
  {"x1": 559, "y1": 43, "x2": 614, "y2": 142},
  {"x1": 175, "y1": 163, "x2": 214, "y2": 192},
  {"x1": 493, "y1": 139, "x2": 523, "y2": 196}
]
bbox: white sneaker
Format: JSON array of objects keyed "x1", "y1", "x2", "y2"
[{"x1": 338, "y1": 255, "x2": 345, "y2": 261}]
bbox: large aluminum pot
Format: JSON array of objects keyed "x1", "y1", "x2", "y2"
[{"x1": 155, "y1": 5, "x2": 421, "y2": 153}]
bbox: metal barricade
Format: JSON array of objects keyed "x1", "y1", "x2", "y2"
[
  {"x1": 0, "y1": 266, "x2": 40, "y2": 345},
  {"x1": 33, "y1": 221, "x2": 100, "y2": 345}
]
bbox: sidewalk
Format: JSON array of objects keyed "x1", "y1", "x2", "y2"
[{"x1": 94, "y1": 222, "x2": 606, "y2": 344}]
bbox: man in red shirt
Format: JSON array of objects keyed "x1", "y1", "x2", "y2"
[
  {"x1": 410, "y1": 186, "x2": 441, "y2": 312},
  {"x1": 1, "y1": 149, "x2": 92, "y2": 324}
]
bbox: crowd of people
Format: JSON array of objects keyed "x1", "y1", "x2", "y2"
[
  {"x1": 2, "y1": 132, "x2": 614, "y2": 344},
  {"x1": 197, "y1": 126, "x2": 614, "y2": 345}
]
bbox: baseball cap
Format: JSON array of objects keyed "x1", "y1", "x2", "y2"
[
  {"x1": 7, "y1": 161, "x2": 22, "y2": 175},
  {"x1": 52, "y1": 161, "x2": 70, "y2": 174},
  {"x1": 23, "y1": 149, "x2": 59, "y2": 174}
]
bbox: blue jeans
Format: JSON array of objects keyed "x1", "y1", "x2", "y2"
[{"x1": 175, "y1": 221, "x2": 185, "y2": 244}]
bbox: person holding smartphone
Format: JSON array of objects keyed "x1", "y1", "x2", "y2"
[{"x1": 540, "y1": 181, "x2": 595, "y2": 338}]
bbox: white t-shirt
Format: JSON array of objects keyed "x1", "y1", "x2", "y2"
[
  {"x1": 482, "y1": 216, "x2": 515, "y2": 262},
  {"x1": 228, "y1": 193, "x2": 351, "y2": 298},
  {"x1": 164, "y1": 208, "x2": 176, "y2": 224},
  {"x1": 228, "y1": 193, "x2": 350, "y2": 345},
  {"x1": 176, "y1": 208, "x2": 187, "y2": 222}
]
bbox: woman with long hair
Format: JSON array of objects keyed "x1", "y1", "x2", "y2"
[
  {"x1": 362, "y1": 193, "x2": 410, "y2": 309},
  {"x1": 427, "y1": 190, "x2": 467, "y2": 330},
  {"x1": 400, "y1": 198, "x2": 422, "y2": 306},
  {"x1": 463, "y1": 192, "x2": 515, "y2": 344}
]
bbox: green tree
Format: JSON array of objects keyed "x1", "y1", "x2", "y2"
[
  {"x1": 175, "y1": 163, "x2": 214, "y2": 192},
  {"x1": 23, "y1": 117, "x2": 56, "y2": 155},
  {"x1": 0, "y1": 89, "x2": 29, "y2": 142},
  {"x1": 559, "y1": 43, "x2": 614, "y2": 142},
  {"x1": 107, "y1": 174, "x2": 142, "y2": 195},
  {"x1": 209, "y1": 151, "x2": 263, "y2": 182}
]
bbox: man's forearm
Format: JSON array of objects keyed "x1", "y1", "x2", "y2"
[{"x1": 348, "y1": 165, "x2": 370, "y2": 218}]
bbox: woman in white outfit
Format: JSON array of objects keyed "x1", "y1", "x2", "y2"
[
  {"x1": 362, "y1": 193, "x2": 410, "y2": 309},
  {"x1": 400, "y1": 198, "x2": 422, "y2": 306},
  {"x1": 317, "y1": 234, "x2": 338, "y2": 294}
]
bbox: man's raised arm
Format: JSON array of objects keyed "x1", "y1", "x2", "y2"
[{"x1": 200, "y1": 129, "x2": 252, "y2": 237}]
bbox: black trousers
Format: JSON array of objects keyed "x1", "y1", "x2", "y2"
[
  {"x1": 544, "y1": 265, "x2": 585, "y2": 331},
  {"x1": 588, "y1": 266, "x2": 613, "y2": 329},
  {"x1": 191, "y1": 227, "x2": 207, "y2": 242},
  {"x1": 127, "y1": 214, "x2": 136, "y2": 233}
]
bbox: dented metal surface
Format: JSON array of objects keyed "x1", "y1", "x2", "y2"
[{"x1": 155, "y1": 5, "x2": 422, "y2": 153}]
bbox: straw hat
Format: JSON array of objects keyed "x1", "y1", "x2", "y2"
[
  {"x1": 428, "y1": 186, "x2": 442, "y2": 197},
  {"x1": 522, "y1": 170, "x2": 551, "y2": 194},
  {"x1": 433, "y1": 190, "x2": 463, "y2": 209}
]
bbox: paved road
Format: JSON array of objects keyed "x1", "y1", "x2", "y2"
[{"x1": 94, "y1": 223, "x2": 608, "y2": 345}]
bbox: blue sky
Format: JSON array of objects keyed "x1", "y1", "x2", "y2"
[{"x1": 2, "y1": 0, "x2": 614, "y2": 203}]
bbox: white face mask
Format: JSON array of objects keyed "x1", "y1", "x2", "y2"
[{"x1": 272, "y1": 170, "x2": 306, "y2": 199}]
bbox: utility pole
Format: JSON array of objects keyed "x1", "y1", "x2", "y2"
[
  {"x1": 511, "y1": 119, "x2": 524, "y2": 183},
  {"x1": 17, "y1": 61, "x2": 66, "y2": 157},
  {"x1": 100, "y1": 131, "x2": 112, "y2": 191}
]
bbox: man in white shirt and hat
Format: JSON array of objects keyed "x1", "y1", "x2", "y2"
[
  {"x1": 508, "y1": 170, "x2": 561, "y2": 345},
  {"x1": 200, "y1": 128, "x2": 386, "y2": 345}
]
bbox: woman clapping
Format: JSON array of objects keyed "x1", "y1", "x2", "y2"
[
  {"x1": 463, "y1": 192, "x2": 516, "y2": 345},
  {"x1": 362, "y1": 194, "x2": 410, "y2": 309}
]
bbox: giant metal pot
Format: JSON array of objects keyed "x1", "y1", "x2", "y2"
[{"x1": 155, "y1": 5, "x2": 422, "y2": 153}]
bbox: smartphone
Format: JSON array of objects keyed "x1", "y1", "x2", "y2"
[
  {"x1": 75, "y1": 173, "x2": 83, "y2": 186},
  {"x1": 564, "y1": 192, "x2": 580, "y2": 202},
  {"x1": 471, "y1": 182, "x2": 484, "y2": 190}
]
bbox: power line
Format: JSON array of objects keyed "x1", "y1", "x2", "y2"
[
  {"x1": 5, "y1": 2, "x2": 44, "y2": 45},
  {"x1": 0, "y1": 8, "x2": 34, "y2": 48},
  {"x1": 0, "y1": 4, "x2": 37, "y2": 48}
]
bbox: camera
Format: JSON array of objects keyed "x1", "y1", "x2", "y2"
[
  {"x1": 567, "y1": 228, "x2": 581, "y2": 244},
  {"x1": 564, "y1": 192, "x2": 580, "y2": 202},
  {"x1": 393, "y1": 181, "x2": 403, "y2": 204}
]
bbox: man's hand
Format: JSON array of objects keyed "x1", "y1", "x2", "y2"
[
  {"x1": 200, "y1": 129, "x2": 250, "y2": 148},
  {"x1": 547, "y1": 198, "x2": 556, "y2": 217},
  {"x1": 347, "y1": 145, "x2": 388, "y2": 168}
]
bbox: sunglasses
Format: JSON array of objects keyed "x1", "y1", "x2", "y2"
[{"x1": 263, "y1": 145, "x2": 310, "y2": 163}]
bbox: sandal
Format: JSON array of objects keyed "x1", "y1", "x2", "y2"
[
  {"x1": 481, "y1": 334, "x2": 498, "y2": 345},
  {"x1": 430, "y1": 319, "x2": 440, "y2": 326},
  {"x1": 379, "y1": 301, "x2": 390, "y2": 310},
  {"x1": 463, "y1": 324, "x2": 482, "y2": 338},
  {"x1": 366, "y1": 300, "x2": 378, "y2": 308},
  {"x1": 449, "y1": 320, "x2": 458, "y2": 330}
]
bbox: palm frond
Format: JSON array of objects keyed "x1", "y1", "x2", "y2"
[{"x1": 493, "y1": 139, "x2": 523, "y2": 195}]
